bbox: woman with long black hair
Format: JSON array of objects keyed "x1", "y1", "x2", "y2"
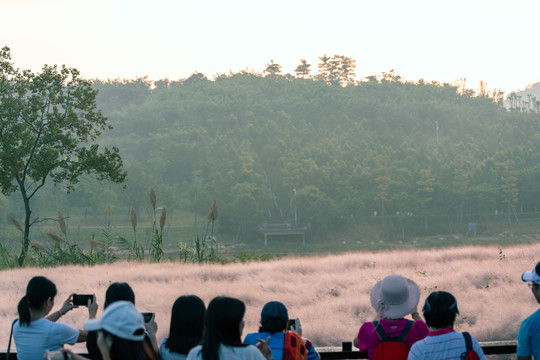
[
  {"x1": 160, "y1": 295, "x2": 206, "y2": 360},
  {"x1": 13, "y1": 276, "x2": 96, "y2": 360},
  {"x1": 186, "y1": 296, "x2": 272, "y2": 360}
]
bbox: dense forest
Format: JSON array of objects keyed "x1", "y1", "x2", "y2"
[{"x1": 4, "y1": 58, "x2": 540, "y2": 239}]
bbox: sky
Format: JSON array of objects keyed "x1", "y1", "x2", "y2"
[{"x1": 1, "y1": 0, "x2": 539, "y2": 94}]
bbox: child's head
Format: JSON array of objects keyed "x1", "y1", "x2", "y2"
[{"x1": 422, "y1": 291, "x2": 459, "y2": 329}]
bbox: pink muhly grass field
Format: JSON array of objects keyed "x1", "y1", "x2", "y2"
[{"x1": 0, "y1": 243, "x2": 538, "y2": 350}]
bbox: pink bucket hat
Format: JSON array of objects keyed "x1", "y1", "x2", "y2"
[{"x1": 370, "y1": 274, "x2": 420, "y2": 319}]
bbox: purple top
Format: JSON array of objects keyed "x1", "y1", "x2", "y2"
[{"x1": 356, "y1": 318, "x2": 428, "y2": 359}]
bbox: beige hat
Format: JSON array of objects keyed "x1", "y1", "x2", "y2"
[{"x1": 370, "y1": 274, "x2": 420, "y2": 319}]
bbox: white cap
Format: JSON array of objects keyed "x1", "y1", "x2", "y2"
[
  {"x1": 84, "y1": 301, "x2": 145, "y2": 341},
  {"x1": 522, "y1": 262, "x2": 540, "y2": 285}
]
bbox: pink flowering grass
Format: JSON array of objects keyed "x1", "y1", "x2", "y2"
[{"x1": 0, "y1": 243, "x2": 538, "y2": 350}]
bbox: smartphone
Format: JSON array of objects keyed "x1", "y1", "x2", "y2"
[
  {"x1": 72, "y1": 294, "x2": 93, "y2": 306},
  {"x1": 142, "y1": 312, "x2": 154, "y2": 323},
  {"x1": 286, "y1": 319, "x2": 296, "y2": 331}
]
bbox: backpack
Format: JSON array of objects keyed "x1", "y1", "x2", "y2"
[
  {"x1": 460, "y1": 332, "x2": 480, "y2": 360},
  {"x1": 283, "y1": 331, "x2": 307, "y2": 360},
  {"x1": 372, "y1": 320, "x2": 414, "y2": 360}
]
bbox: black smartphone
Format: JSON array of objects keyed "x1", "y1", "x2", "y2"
[
  {"x1": 142, "y1": 312, "x2": 154, "y2": 323},
  {"x1": 72, "y1": 294, "x2": 93, "y2": 306},
  {"x1": 286, "y1": 319, "x2": 296, "y2": 330}
]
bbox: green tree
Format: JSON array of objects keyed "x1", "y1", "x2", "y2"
[
  {"x1": 0, "y1": 47, "x2": 126, "y2": 266},
  {"x1": 263, "y1": 60, "x2": 282, "y2": 76},
  {"x1": 317, "y1": 54, "x2": 356, "y2": 86},
  {"x1": 294, "y1": 59, "x2": 311, "y2": 79}
]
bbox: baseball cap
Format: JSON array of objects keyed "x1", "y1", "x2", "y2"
[
  {"x1": 522, "y1": 262, "x2": 540, "y2": 285},
  {"x1": 261, "y1": 301, "x2": 288, "y2": 320},
  {"x1": 84, "y1": 300, "x2": 145, "y2": 341}
]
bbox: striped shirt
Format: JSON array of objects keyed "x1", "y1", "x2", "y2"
[{"x1": 407, "y1": 329, "x2": 487, "y2": 360}]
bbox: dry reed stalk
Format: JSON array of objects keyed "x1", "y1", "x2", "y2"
[
  {"x1": 149, "y1": 187, "x2": 157, "y2": 210},
  {"x1": 159, "y1": 207, "x2": 167, "y2": 231},
  {"x1": 30, "y1": 241, "x2": 45, "y2": 251},
  {"x1": 58, "y1": 212, "x2": 67, "y2": 236},
  {"x1": 10, "y1": 217, "x2": 23, "y2": 233},
  {"x1": 130, "y1": 207, "x2": 137, "y2": 232},
  {"x1": 47, "y1": 232, "x2": 65, "y2": 243},
  {"x1": 207, "y1": 200, "x2": 218, "y2": 224},
  {"x1": 89, "y1": 236, "x2": 106, "y2": 249}
]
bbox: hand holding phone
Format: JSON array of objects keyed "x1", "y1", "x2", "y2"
[
  {"x1": 142, "y1": 312, "x2": 154, "y2": 323},
  {"x1": 72, "y1": 294, "x2": 94, "y2": 306}
]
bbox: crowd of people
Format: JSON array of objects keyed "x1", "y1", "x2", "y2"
[{"x1": 8, "y1": 261, "x2": 540, "y2": 360}]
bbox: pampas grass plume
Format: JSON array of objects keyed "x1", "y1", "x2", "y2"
[
  {"x1": 149, "y1": 187, "x2": 157, "y2": 210},
  {"x1": 105, "y1": 203, "x2": 112, "y2": 218},
  {"x1": 159, "y1": 207, "x2": 167, "y2": 231},
  {"x1": 47, "y1": 232, "x2": 65, "y2": 243},
  {"x1": 30, "y1": 241, "x2": 45, "y2": 251},
  {"x1": 207, "y1": 200, "x2": 218, "y2": 224},
  {"x1": 10, "y1": 216, "x2": 23, "y2": 233},
  {"x1": 130, "y1": 207, "x2": 137, "y2": 232},
  {"x1": 58, "y1": 212, "x2": 67, "y2": 236},
  {"x1": 89, "y1": 236, "x2": 106, "y2": 249}
]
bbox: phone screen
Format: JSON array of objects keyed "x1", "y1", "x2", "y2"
[
  {"x1": 72, "y1": 294, "x2": 93, "y2": 306},
  {"x1": 142, "y1": 312, "x2": 154, "y2": 323}
]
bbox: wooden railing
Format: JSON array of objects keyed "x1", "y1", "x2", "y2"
[
  {"x1": 0, "y1": 340, "x2": 518, "y2": 360},
  {"x1": 318, "y1": 340, "x2": 517, "y2": 359}
]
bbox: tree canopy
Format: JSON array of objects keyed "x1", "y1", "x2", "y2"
[
  {"x1": 5, "y1": 54, "x2": 540, "y2": 243},
  {"x1": 83, "y1": 62, "x2": 540, "y2": 240},
  {"x1": 0, "y1": 47, "x2": 126, "y2": 265}
]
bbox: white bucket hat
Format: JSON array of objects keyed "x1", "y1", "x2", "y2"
[
  {"x1": 522, "y1": 262, "x2": 540, "y2": 285},
  {"x1": 84, "y1": 300, "x2": 145, "y2": 341},
  {"x1": 370, "y1": 274, "x2": 420, "y2": 319}
]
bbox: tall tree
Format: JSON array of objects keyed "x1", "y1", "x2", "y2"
[
  {"x1": 263, "y1": 60, "x2": 282, "y2": 76},
  {"x1": 317, "y1": 55, "x2": 356, "y2": 86},
  {"x1": 0, "y1": 47, "x2": 126, "y2": 266},
  {"x1": 294, "y1": 59, "x2": 311, "y2": 79}
]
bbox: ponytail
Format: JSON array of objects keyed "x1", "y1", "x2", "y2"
[
  {"x1": 17, "y1": 276, "x2": 57, "y2": 326},
  {"x1": 17, "y1": 295, "x2": 31, "y2": 326}
]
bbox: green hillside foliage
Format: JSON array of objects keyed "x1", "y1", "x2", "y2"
[{"x1": 7, "y1": 67, "x2": 540, "y2": 240}]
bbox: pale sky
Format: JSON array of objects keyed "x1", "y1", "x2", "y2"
[{"x1": 1, "y1": 0, "x2": 539, "y2": 94}]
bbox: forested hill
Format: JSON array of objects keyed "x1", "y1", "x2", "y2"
[{"x1": 91, "y1": 72, "x2": 540, "y2": 237}]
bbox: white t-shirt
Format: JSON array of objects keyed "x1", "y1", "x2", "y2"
[
  {"x1": 186, "y1": 344, "x2": 265, "y2": 360},
  {"x1": 407, "y1": 331, "x2": 486, "y2": 360},
  {"x1": 160, "y1": 338, "x2": 188, "y2": 360},
  {"x1": 13, "y1": 318, "x2": 79, "y2": 360}
]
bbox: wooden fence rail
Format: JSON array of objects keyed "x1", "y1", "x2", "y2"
[{"x1": 0, "y1": 340, "x2": 518, "y2": 360}]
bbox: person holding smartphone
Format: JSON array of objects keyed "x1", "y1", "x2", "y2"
[
  {"x1": 85, "y1": 282, "x2": 159, "y2": 360},
  {"x1": 244, "y1": 301, "x2": 320, "y2": 360},
  {"x1": 12, "y1": 276, "x2": 97, "y2": 360}
]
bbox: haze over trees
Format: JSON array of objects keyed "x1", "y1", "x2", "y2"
[{"x1": 4, "y1": 54, "x2": 540, "y2": 241}]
